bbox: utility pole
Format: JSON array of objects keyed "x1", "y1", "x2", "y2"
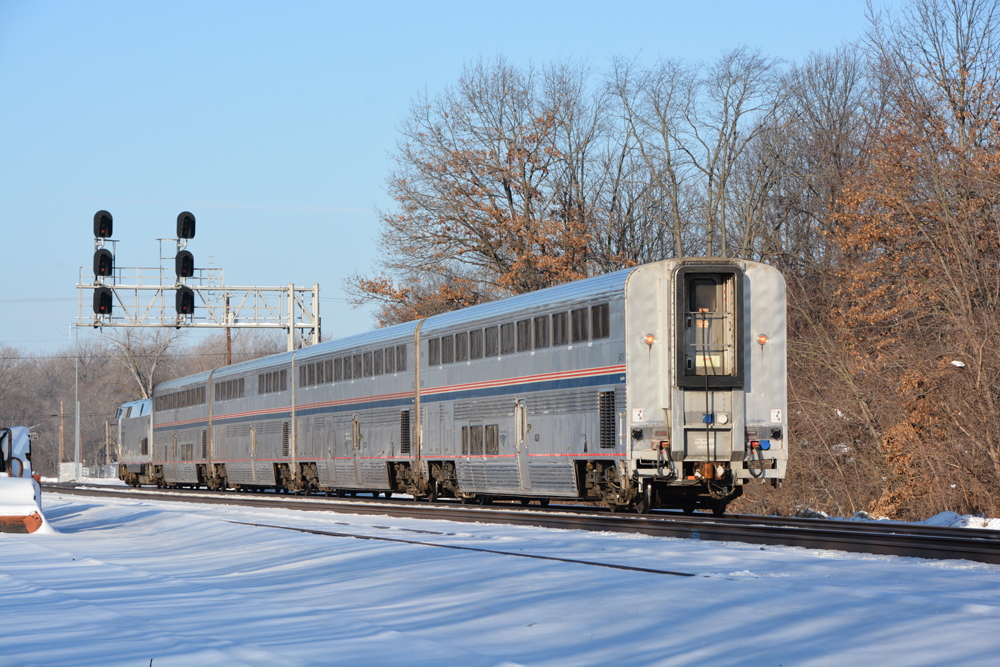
[
  {"x1": 60, "y1": 400, "x2": 65, "y2": 466},
  {"x1": 74, "y1": 324, "x2": 81, "y2": 480}
]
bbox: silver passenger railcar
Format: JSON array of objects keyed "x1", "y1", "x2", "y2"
[{"x1": 119, "y1": 258, "x2": 787, "y2": 513}]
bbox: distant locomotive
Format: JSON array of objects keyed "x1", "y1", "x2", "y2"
[{"x1": 118, "y1": 258, "x2": 787, "y2": 514}]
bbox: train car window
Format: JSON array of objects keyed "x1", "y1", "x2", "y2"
[
  {"x1": 552, "y1": 312, "x2": 568, "y2": 345},
  {"x1": 485, "y1": 424, "x2": 499, "y2": 454},
  {"x1": 299, "y1": 366, "x2": 306, "y2": 388},
  {"x1": 534, "y1": 316, "x2": 549, "y2": 348},
  {"x1": 501, "y1": 323, "x2": 515, "y2": 354},
  {"x1": 571, "y1": 308, "x2": 589, "y2": 342},
  {"x1": 455, "y1": 332, "x2": 468, "y2": 361},
  {"x1": 239, "y1": 378, "x2": 244, "y2": 397},
  {"x1": 441, "y1": 335, "x2": 454, "y2": 364},
  {"x1": 334, "y1": 358, "x2": 343, "y2": 381},
  {"x1": 485, "y1": 326, "x2": 499, "y2": 357},
  {"x1": 308, "y1": 363, "x2": 316, "y2": 385},
  {"x1": 280, "y1": 369, "x2": 287, "y2": 391},
  {"x1": 470, "y1": 329, "x2": 484, "y2": 359},
  {"x1": 325, "y1": 359, "x2": 333, "y2": 383},
  {"x1": 374, "y1": 349, "x2": 383, "y2": 375},
  {"x1": 461, "y1": 426, "x2": 469, "y2": 455},
  {"x1": 690, "y1": 278, "x2": 717, "y2": 312},
  {"x1": 592, "y1": 303, "x2": 610, "y2": 339},
  {"x1": 428, "y1": 338, "x2": 440, "y2": 366},
  {"x1": 397, "y1": 345, "x2": 407, "y2": 372},
  {"x1": 517, "y1": 319, "x2": 532, "y2": 352},
  {"x1": 470, "y1": 425, "x2": 484, "y2": 455},
  {"x1": 317, "y1": 362, "x2": 325, "y2": 384},
  {"x1": 258, "y1": 375, "x2": 265, "y2": 394},
  {"x1": 363, "y1": 352, "x2": 373, "y2": 377},
  {"x1": 384, "y1": 347, "x2": 395, "y2": 374},
  {"x1": 354, "y1": 354, "x2": 363, "y2": 379}
]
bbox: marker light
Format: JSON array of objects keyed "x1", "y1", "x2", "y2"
[
  {"x1": 644, "y1": 334, "x2": 655, "y2": 346},
  {"x1": 757, "y1": 334, "x2": 768, "y2": 345}
]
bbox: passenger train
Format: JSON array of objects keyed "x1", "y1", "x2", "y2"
[{"x1": 117, "y1": 258, "x2": 787, "y2": 514}]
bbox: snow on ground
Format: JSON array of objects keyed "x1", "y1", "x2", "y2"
[{"x1": 3, "y1": 493, "x2": 1000, "y2": 667}]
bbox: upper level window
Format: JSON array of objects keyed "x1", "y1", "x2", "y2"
[
  {"x1": 343, "y1": 355, "x2": 353, "y2": 380},
  {"x1": 552, "y1": 312, "x2": 568, "y2": 346},
  {"x1": 500, "y1": 323, "x2": 515, "y2": 354},
  {"x1": 485, "y1": 326, "x2": 499, "y2": 357},
  {"x1": 396, "y1": 344, "x2": 407, "y2": 372},
  {"x1": 470, "y1": 330, "x2": 484, "y2": 359},
  {"x1": 374, "y1": 349, "x2": 383, "y2": 375},
  {"x1": 441, "y1": 334, "x2": 454, "y2": 364},
  {"x1": 428, "y1": 338, "x2": 440, "y2": 366},
  {"x1": 517, "y1": 319, "x2": 532, "y2": 352},
  {"x1": 455, "y1": 332, "x2": 468, "y2": 362},
  {"x1": 363, "y1": 351, "x2": 373, "y2": 377},
  {"x1": 384, "y1": 347, "x2": 395, "y2": 373},
  {"x1": 571, "y1": 308, "x2": 589, "y2": 343},
  {"x1": 534, "y1": 316, "x2": 549, "y2": 348},
  {"x1": 592, "y1": 303, "x2": 610, "y2": 339}
]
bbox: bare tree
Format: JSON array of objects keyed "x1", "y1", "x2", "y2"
[{"x1": 107, "y1": 329, "x2": 182, "y2": 399}]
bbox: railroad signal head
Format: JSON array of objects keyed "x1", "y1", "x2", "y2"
[
  {"x1": 176, "y1": 211, "x2": 196, "y2": 239},
  {"x1": 175, "y1": 250, "x2": 194, "y2": 278},
  {"x1": 93, "y1": 286, "x2": 113, "y2": 315},
  {"x1": 93, "y1": 248, "x2": 114, "y2": 277},
  {"x1": 176, "y1": 285, "x2": 195, "y2": 315},
  {"x1": 93, "y1": 210, "x2": 113, "y2": 238}
]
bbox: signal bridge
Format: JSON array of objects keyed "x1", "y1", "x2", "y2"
[{"x1": 77, "y1": 210, "x2": 320, "y2": 352}]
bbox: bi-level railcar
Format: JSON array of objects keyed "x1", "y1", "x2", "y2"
[{"x1": 118, "y1": 258, "x2": 786, "y2": 513}]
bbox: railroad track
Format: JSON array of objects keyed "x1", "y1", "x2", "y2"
[{"x1": 43, "y1": 483, "x2": 1000, "y2": 565}]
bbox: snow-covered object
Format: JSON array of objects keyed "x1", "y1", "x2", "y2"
[
  {"x1": 0, "y1": 426, "x2": 50, "y2": 533},
  {"x1": 922, "y1": 511, "x2": 1000, "y2": 530},
  {"x1": 951, "y1": 360, "x2": 966, "y2": 368},
  {"x1": 0, "y1": 477, "x2": 52, "y2": 534}
]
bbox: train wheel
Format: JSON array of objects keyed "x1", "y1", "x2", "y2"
[
  {"x1": 384, "y1": 491, "x2": 393, "y2": 499},
  {"x1": 372, "y1": 491, "x2": 381, "y2": 498},
  {"x1": 711, "y1": 499, "x2": 728, "y2": 516},
  {"x1": 538, "y1": 499, "x2": 549, "y2": 507},
  {"x1": 477, "y1": 495, "x2": 492, "y2": 506},
  {"x1": 520, "y1": 499, "x2": 531, "y2": 506},
  {"x1": 681, "y1": 503, "x2": 695, "y2": 514}
]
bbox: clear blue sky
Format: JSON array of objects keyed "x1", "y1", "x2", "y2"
[{"x1": 0, "y1": 0, "x2": 884, "y2": 354}]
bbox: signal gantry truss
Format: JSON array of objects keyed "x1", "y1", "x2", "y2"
[{"x1": 77, "y1": 264, "x2": 321, "y2": 352}]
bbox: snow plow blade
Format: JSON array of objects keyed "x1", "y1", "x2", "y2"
[
  {"x1": 0, "y1": 478, "x2": 52, "y2": 534},
  {"x1": 0, "y1": 512, "x2": 44, "y2": 534}
]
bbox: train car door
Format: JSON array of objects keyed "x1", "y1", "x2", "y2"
[
  {"x1": 250, "y1": 426, "x2": 258, "y2": 484},
  {"x1": 324, "y1": 419, "x2": 337, "y2": 486},
  {"x1": 515, "y1": 399, "x2": 531, "y2": 491},
  {"x1": 351, "y1": 416, "x2": 362, "y2": 486},
  {"x1": 171, "y1": 435, "x2": 178, "y2": 483}
]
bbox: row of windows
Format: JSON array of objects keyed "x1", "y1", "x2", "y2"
[
  {"x1": 427, "y1": 304, "x2": 611, "y2": 366},
  {"x1": 259, "y1": 369, "x2": 288, "y2": 395},
  {"x1": 215, "y1": 378, "x2": 245, "y2": 402},
  {"x1": 461, "y1": 424, "x2": 500, "y2": 455},
  {"x1": 299, "y1": 345, "x2": 408, "y2": 388},
  {"x1": 155, "y1": 386, "x2": 206, "y2": 412}
]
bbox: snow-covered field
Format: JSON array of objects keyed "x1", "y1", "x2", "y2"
[{"x1": 3, "y1": 492, "x2": 1000, "y2": 666}]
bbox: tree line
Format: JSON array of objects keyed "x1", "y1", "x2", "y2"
[{"x1": 348, "y1": 0, "x2": 1000, "y2": 519}]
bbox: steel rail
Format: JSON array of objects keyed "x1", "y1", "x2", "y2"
[{"x1": 44, "y1": 484, "x2": 1000, "y2": 565}]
